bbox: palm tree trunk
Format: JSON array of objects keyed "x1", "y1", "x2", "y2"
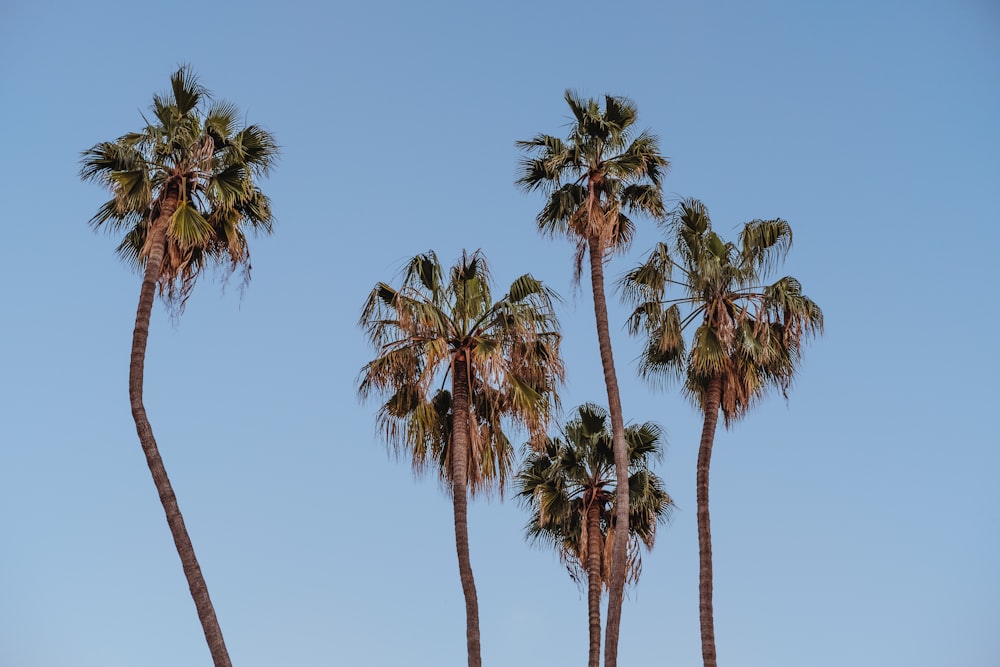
[
  {"x1": 587, "y1": 235, "x2": 630, "y2": 667},
  {"x1": 697, "y1": 376, "x2": 723, "y2": 667},
  {"x1": 130, "y1": 192, "x2": 233, "y2": 667},
  {"x1": 586, "y1": 494, "x2": 603, "y2": 667},
  {"x1": 451, "y1": 352, "x2": 482, "y2": 667}
]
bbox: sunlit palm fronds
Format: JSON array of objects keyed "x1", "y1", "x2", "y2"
[
  {"x1": 359, "y1": 249, "x2": 564, "y2": 495},
  {"x1": 80, "y1": 65, "x2": 278, "y2": 309},
  {"x1": 622, "y1": 198, "x2": 824, "y2": 425}
]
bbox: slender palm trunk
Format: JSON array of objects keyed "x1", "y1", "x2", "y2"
[
  {"x1": 451, "y1": 353, "x2": 482, "y2": 667},
  {"x1": 585, "y1": 494, "x2": 603, "y2": 667},
  {"x1": 587, "y1": 235, "x2": 630, "y2": 667},
  {"x1": 130, "y1": 192, "x2": 232, "y2": 667},
  {"x1": 697, "y1": 376, "x2": 723, "y2": 667}
]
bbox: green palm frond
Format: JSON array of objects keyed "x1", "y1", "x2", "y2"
[
  {"x1": 168, "y1": 199, "x2": 212, "y2": 247},
  {"x1": 611, "y1": 132, "x2": 666, "y2": 185},
  {"x1": 536, "y1": 183, "x2": 587, "y2": 236},
  {"x1": 563, "y1": 90, "x2": 598, "y2": 137},
  {"x1": 88, "y1": 199, "x2": 144, "y2": 234},
  {"x1": 230, "y1": 125, "x2": 279, "y2": 175},
  {"x1": 235, "y1": 188, "x2": 273, "y2": 233},
  {"x1": 210, "y1": 163, "x2": 249, "y2": 205},
  {"x1": 168, "y1": 64, "x2": 207, "y2": 115},
  {"x1": 669, "y1": 198, "x2": 712, "y2": 263},
  {"x1": 403, "y1": 251, "x2": 443, "y2": 296},
  {"x1": 114, "y1": 225, "x2": 146, "y2": 271},
  {"x1": 515, "y1": 134, "x2": 573, "y2": 191},
  {"x1": 601, "y1": 95, "x2": 638, "y2": 145},
  {"x1": 204, "y1": 100, "x2": 241, "y2": 145},
  {"x1": 620, "y1": 241, "x2": 674, "y2": 306},
  {"x1": 80, "y1": 141, "x2": 146, "y2": 183},
  {"x1": 621, "y1": 183, "x2": 665, "y2": 217},
  {"x1": 740, "y1": 218, "x2": 793, "y2": 275},
  {"x1": 506, "y1": 274, "x2": 547, "y2": 304}
]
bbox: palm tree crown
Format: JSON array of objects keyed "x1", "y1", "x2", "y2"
[
  {"x1": 81, "y1": 65, "x2": 277, "y2": 307},
  {"x1": 359, "y1": 249, "x2": 564, "y2": 493},
  {"x1": 517, "y1": 90, "x2": 669, "y2": 279},
  {"x1": 623, "y1": 198, "x2": 824, "y2": 421},
  {"x1": 518, "y1": 403, "x2": 672, "y2": 588}
]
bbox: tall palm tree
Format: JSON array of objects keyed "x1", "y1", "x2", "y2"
[
  {"x1": 517, "y1": 90, "x2": 669, "y2": 666},
  {"x1": 80, "y1": 66, "x2": 278, "y2": 667},
  {"x1": 517, "y1": 404, "x2": 672, "y2": 667},
  {"x1": 359, "y1": 250, "x2": 563, "y2": 667},
  {"x1": 622, "y1": 199, "x2": 823, "y2": 667}
]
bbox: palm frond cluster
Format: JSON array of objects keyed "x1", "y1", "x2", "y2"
[
  {"x1": 516, "y1": 90, "x2": 669, "y2": 281},
  {"x1": 517, "y1": 404, "x2": 672, "y2": 589},
  {"x1": 359, "y1": 250, "x2": 564, "y2": 496},
  {"x1": 623, "y1": 198, "x2": 824, "y2": 426},
  {"x1": 81, "y1": 65, "x2": 277, "y2": 308}
]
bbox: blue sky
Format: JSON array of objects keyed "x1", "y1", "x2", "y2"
[{"x1": 1, "y1": 1, "x2": 997, "y2": 665}]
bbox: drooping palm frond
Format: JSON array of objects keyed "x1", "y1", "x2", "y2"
[{"x1": 739, "y1": 218, "x2": 793, "y2": 277}]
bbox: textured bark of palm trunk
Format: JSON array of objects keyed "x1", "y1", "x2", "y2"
[
  {"x1": 697, "y1": 376, "x2": 723, "y2": 667},
  {"x1": 129, "y1": 192, "x2": 233, "y2": 667},
  {"x1": 451, "y1": 353, "x2": 482, "y2": 667},
  {"x1": 587, "y1": 235, "x2": 630, "y2": 667},
  {"x1": 586, "y1": 495, "x2": 603, "y2": 667}
]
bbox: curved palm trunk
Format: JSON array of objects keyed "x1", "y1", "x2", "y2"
[
  {"x1": 130, "y1": 193, "x2": 232, "y2": 667},
  {"x1": 587, "y1": 235, "x2": 630, "y2": 667},
  {"x1": 697, "y1": 377, "x2": 723, "y2": 667},
  {"x1": 451, "y1": 353, "x2": 482, "y2": 667},
  {"x1": 585, "y1": 494, "x2": 603, "y2": 667}
]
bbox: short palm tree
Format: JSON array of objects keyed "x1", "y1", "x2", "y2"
[
  {"x1": 80, "y1": 66, "x2": 278, "y2": 667},
  {"x1": 518, "y1": 404, "x2": 672, "y2": 667},
  {"x1": 622, "y1": 199, "x2": 823, "y2": 667},
  {"x1": 517, "y1": 91, "x2": 669, "y2": 666},
  {"x1": 359, "y1": 250, "x2": 563, "y2": 667}
]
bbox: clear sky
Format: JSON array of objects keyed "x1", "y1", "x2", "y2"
[{"x1": 1, "y1": 1, "x2": 997, "y2": 665}]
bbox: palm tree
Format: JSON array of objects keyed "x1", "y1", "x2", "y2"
[
  {"x1": 517, "y1": 90, "x2": 669, "y2": 666},
  {"x1": 80, "y1": 66, "x2": 278, "y2": 667},
  {"x1": 622, "y1": 199, "x2": 823, "y2": 667},
  {"x1": 517, "y1": 404, "x2": 672, "y2": 667},
  {"x1": 359, "y1": 250, "x2": 563, "y2": 667}
]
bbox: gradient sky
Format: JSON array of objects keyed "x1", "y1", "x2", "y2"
[{"x1": 1, "y1": 1, "x2": 997, "y2": 665}]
